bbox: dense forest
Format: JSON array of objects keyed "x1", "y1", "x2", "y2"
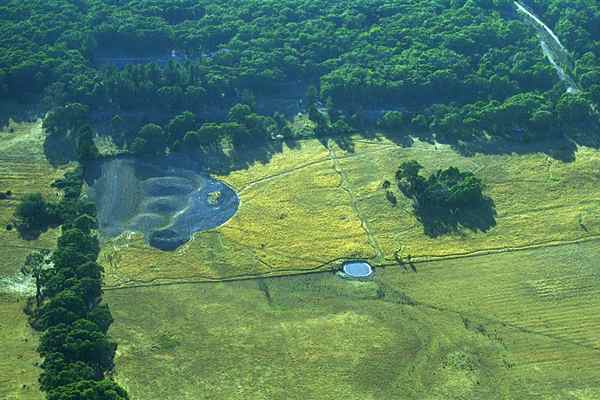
[{"x1": 1, "y1": 0, "x2": 599, "y2": 152}]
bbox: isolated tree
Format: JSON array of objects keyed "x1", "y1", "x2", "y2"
[
  {"x1": 21, "y1": 249, "x2": 52, "y2": 307},
  {"x1": 395, "y1": 160, "x2": 493, "y2": 236},
  {"x1": 15, "y1": 192, "x2": 57, "y2": 235}
]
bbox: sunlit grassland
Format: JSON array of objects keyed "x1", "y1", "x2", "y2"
[
  {"x1": 105, "y1": 273, "x2": 511, "y2": 400},
  {"x1": 3, "y1": 123, "x2": 600, "y2": 399},
  {"x1": 0, "y1": 120, "x2": 69, "y2": 275},
  {"x1": 221, "y1": 137, "x2": 330, "y2": 190},
  {"x1": 105, "y1": 239, "x2": 600, "y2": 400},
  {"x1": 0, "y1": 296, "x2": 42, "y2": 400},
  {"x1": 332, "y1": 137, "x2": 600, "y2": 260},
  {"x1": 380, "y1": 240, "x2": 600, "y2": 398},
  {"x1": 102, "y1": 134, "x2": 600, "y2": 288},
  {"x1": 101, "y1": 140, "x2": 374, "y2": 287},
  {"x1": 0, "y1": 120, "x2": 65, "y2": 400}
]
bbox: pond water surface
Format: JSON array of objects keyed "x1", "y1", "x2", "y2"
[{"x1": 342, "y1": 261, "x2": 374, "y2": 278}]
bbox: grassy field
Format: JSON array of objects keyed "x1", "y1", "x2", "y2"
[
  {"x1": 332, "y1": 138, "x2": 600, "y2": 260},
  {"x1": 101, "y1": 139, "x2": 376, "y2": 287},
  {"x1": 3, "y1": 121, "x2": 600, "y2": 399},
  {"x1": 0, "y1": 119, "x2": 68, "y2": 276},
  {"x1": 105, "y1": 274, "x2": 511, "y2": 400},
  {"x1": 384, "y1": 239, "x2": 600, "y2": 399},
  {"x1": 102, "y1": 135, "x2": 600, "y2": 288},
  {"x1": 105, "y1": 238, "x2": 600, "y2": 399},
  {"x1": 0, "y1": 119, "x2": 69, "y2": 400},
  {"x1": 0, "y1": 295, "x2": 42, "y2": 400},
  {"x1": 100, "y1": 134, "x2": 600, "y2": 399}
]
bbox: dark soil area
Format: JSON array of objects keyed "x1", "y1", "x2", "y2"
[{"x1": 86, "y1": 155, "x2": 239, "y2": 250}]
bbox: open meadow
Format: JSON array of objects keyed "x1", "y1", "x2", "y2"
[
  {"x1": 105, "y1": 239, "x2": 600, "y2": 400},
  {"x1": 105, "y1": 274, "x2": 511, "y2": 400},
  {"x1": 102, "y1": 135, "x2": 600, "y2": 288},
  {"x1": 3, "y1": 123, "x2": 600, "y2": 399},
  {"x1": 99, "y1": 134, "x2": 600, "y2": 399}
]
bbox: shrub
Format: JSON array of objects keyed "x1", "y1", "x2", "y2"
[{"x1": 14, "y1": 193, "x2": 60, "y2": 237}]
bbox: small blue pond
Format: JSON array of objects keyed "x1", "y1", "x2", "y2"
[{"x1": 342, "y1": 261, "x2": 374, "y2": 278}]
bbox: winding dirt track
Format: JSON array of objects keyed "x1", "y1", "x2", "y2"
[{"x1": 327, "y1": 141, "x2": 385, "y2": 260}]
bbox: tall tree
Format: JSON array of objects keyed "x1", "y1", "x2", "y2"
[{"x1": 21, "y1": 249, "x2": 53, "y2": 307}]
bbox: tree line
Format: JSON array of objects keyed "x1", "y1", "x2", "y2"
[{"x1": 17, "y1": 169, "x2": 129, "y2": 400}]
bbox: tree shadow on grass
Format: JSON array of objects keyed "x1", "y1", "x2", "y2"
[
  {"x1": 16, "y1": 223, "x2": 56, "y2": 241},
  {"x1": 43, "y1": 133, "x2": 77, "y2": 167},
  {"x1": 0, "y1": 100, "x2": 43, "y2": 130},
  {"x1": 415, "y1": 196, "x2": 497, "y2": 238},
  {"x1": 355, "y1": 114, "x2": 600, "y2": 164},
  {"x1": 452, "y1": 134, "x2": 579, "y2": 163},
  {"x1": 332, "y1": 135, "x2": 356, "y2": 153}
]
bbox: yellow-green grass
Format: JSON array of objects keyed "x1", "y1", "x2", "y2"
[
  {"x1": 100, "y1": 135, "x2": 600, "y2": 398},
  {"x1": 223, "y1": 137, "x2": 330, "y2": 190},
  {"x1": 105, "y1": 238, "x2": 600, "y2": 400},
  {"x1": 0, "y1": 120, "x2": 66, "y2": 400},
  {"x1": 105, "y1": 274, "x2": 511, "y2": 400},
  {"x1": 103, "y1": 135, "x2": 600, "y2": 288},
  {"x1": 0, "y1": 295, "x2": 42, "y2": 400},
  {"x1": 3, "y1": 121, "x2": 600, "y2": 399},
  {"x1": 101, "y1": 140, "x2": 375, "y2": 287},
  {"x1": 0, "y1": 119, "x2": 69, "y2": 275},
  {"x1": 382, "y1": 239, "x2": 600, "y2": 399},
  {"x1": 332, "y1": 137, "x2": 600, "y2": 260}
]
